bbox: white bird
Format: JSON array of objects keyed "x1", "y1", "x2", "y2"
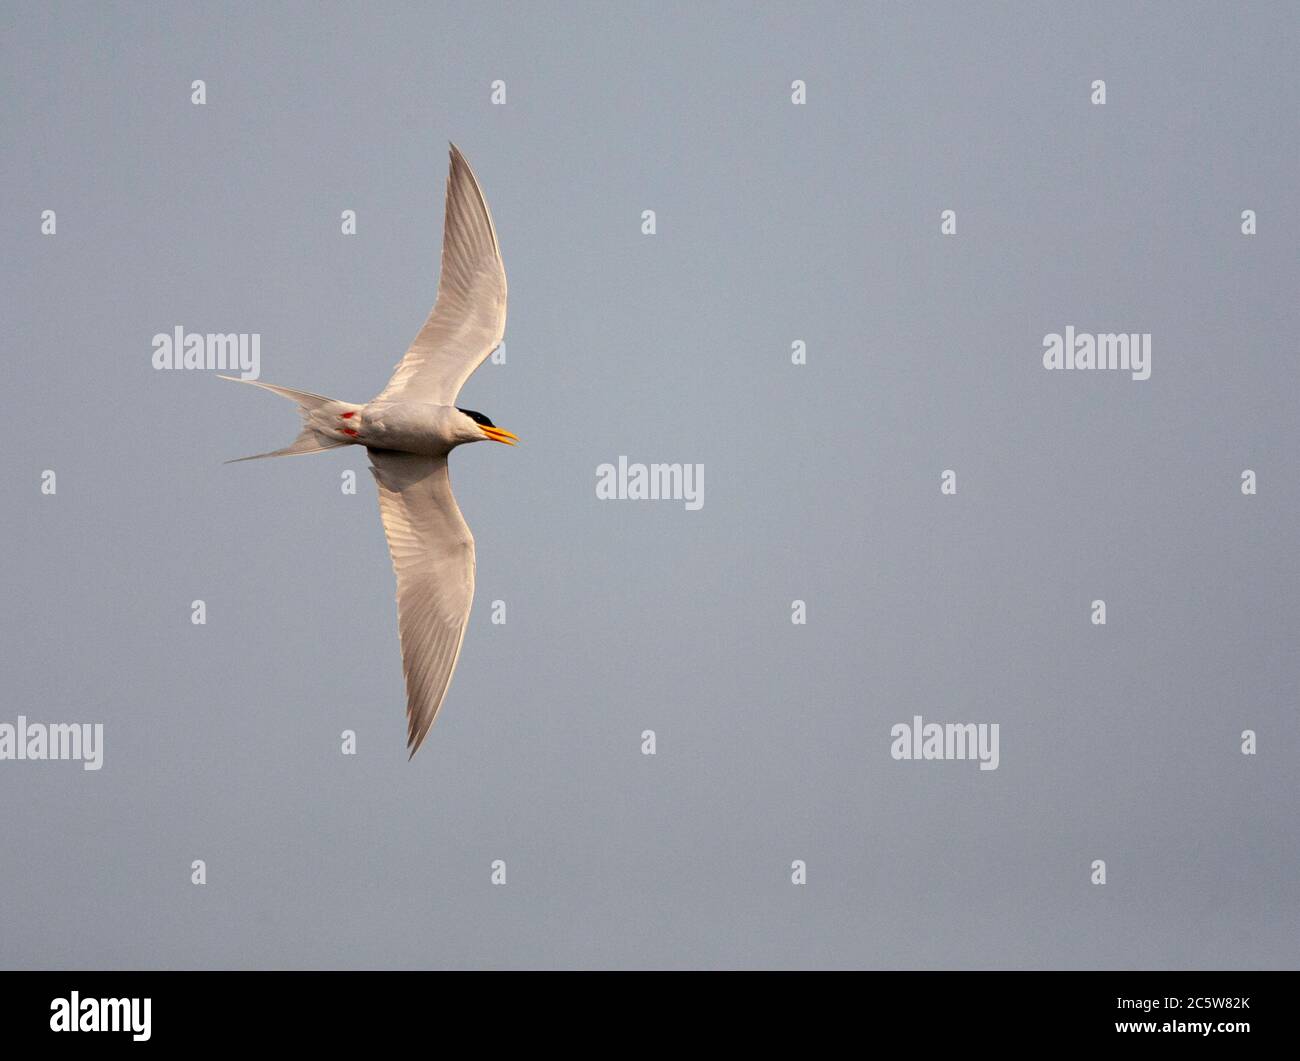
[{"x1": 223, "y1": 144, "x2": 516, "y2": 757}]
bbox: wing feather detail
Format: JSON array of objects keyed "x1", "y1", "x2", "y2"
[
  {"x1": 375, "y1": 144, "x2": 507, "y2": 405},
  {"x1": 369, "y1": 451, "x2": 476, "y2": 755}
]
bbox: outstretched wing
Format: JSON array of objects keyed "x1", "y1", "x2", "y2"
[
  {"x1": 374, "y1": 143, "x2": 507, "y2": 405},
  {"x1": 369, "y1": 451, "x2": 476, "y2": 756}
]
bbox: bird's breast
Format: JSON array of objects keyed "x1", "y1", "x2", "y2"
[{"x1": 357, "y1": 401, "x2": 457, "y2": 456}]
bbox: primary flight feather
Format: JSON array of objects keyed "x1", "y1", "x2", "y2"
[{"x1": 223, "y1": 144, "x2": 515, "y2": 757}]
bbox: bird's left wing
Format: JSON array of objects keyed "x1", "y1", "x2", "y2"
[
  {"x1": 369, "y1": 450, "x2": 476, "y2": 756},
  {"x1": 374, "y1": 144, "x2": 507, "y2": 405}
]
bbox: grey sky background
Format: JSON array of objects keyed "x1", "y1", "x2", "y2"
[{"x1": 2, "y1": 1, "x2": 1297, "y2": 969}]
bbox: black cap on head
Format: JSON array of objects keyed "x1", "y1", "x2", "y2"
[{"x1": 457, "y1": 407, "x2": 495, "y2": 428}]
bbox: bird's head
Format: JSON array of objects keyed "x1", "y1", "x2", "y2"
[{"x1": 456, "y1": 407, "x2": 518, "y2": 446}]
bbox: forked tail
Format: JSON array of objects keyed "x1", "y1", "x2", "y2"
[{"x1": 219, "y1": 376, "x2": 361, "y2": 462}]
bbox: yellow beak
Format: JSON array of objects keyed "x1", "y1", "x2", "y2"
[{"x1": 481, "y1": 425, "x2": 519, "y2": 446}]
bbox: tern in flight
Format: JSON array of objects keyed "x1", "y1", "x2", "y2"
[{"x1": 223, "y1": 144, "x2": 515, "y2": 757}]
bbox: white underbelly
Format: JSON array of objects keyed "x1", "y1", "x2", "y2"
[{"x1": 356, "y1": 401, "x2": 455, "y2": 456}]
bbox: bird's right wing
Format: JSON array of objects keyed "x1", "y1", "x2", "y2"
[
  {"x1": 374, "y1": 144, "x2": 507, "y2": 406},
  {"x1": 369, "y1": 451, "x2": 476, "y2": 756}
]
